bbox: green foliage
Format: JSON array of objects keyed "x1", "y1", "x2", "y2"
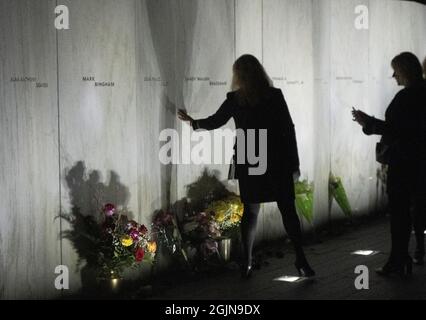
[
  {"x1": 329, "y1": 174, "x2": 352, "y2": 216},
  {"x1": 294, "y1": 180, "x2": 314, "y2": 224}
]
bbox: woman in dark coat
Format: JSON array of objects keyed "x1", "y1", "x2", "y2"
[
  {"x1": 353, "y1": 52, "x2": 426, "y2": 275},
  {"x1": 178, "y1": 54, "x2": 314, "y2": 278},
  {"x1": 423, "y1": 56, "x2": 426, "y2": 78}
]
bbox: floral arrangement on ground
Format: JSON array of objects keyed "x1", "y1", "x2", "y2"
[{"x1": 62, "y1": 203, "x2": 157, "y2": 280}]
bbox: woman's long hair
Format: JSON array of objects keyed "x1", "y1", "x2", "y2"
[
  {"x1": 231, "y1": 54, "x2": 273, "y2": 107},
  {"x1": 391, "y1": 52, "x2": 423, "y2": 86}
]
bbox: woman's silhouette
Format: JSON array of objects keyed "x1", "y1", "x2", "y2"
[
  {"x1": 423, "y1": 56, "x2": 426, "y2": 78},
  {"x1": 353, "y1": 52, "x2": 426, "y2": 275},
  {"x1": 178, "y1": 54, "x2": 314, "y2": 278}
]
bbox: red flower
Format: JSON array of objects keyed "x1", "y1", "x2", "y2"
[{"x1": 135, "y1": 247, "x2": 145, "y2": 262}]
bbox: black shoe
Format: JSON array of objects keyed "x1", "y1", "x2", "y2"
[
  {"x1": 414, "y1": 251, "x2": 424, "y2": 266},
  {"x1": 295, "y1": 262, "x2": 315, "y2": 278},
  {"x1": 240, "y1": 265, "x2": 253, "y2": 279},
  {"x1": 376, "y1": 258, "x2": 412, "y2": 277},
  {"x1": 413, "y1": 256, "x2": 424, "y2": 266},
  {"x1": 375, "y1": 263, "x2": 396, "y2": 276}
]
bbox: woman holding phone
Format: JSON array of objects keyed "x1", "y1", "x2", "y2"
[{"x1": 352, "y1": 52, "x2": 426, "y2": 276}]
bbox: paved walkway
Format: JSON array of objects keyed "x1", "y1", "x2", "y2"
[{"x1": 149, "y1": 217, "x2": 426, "y2": 300}]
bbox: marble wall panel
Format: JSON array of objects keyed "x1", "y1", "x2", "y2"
[
  {"x1": 0, "y1": 0, "x2": 60, "y2": 299},
  {"x1": 329, "y1": 0, "x2": 372, "y2": 220},
  {"x1": 262, "y1": 0, "x2": 315, "y2": 239},
  {"x1": 1, "y1": 0, "x2": 426, "y2": 297},
  {"x1": 57, "y1": 0, "x2": 138, "y2": 293}
]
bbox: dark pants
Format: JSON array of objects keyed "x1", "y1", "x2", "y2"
[
  {"x1": 240, "y1": 199, "x2": 307, "y2": 266},
  {"x1": 388, "y1": 193, "x2": 412, "y2": 264},
  {"x1": 388, "y1": 165, "x2": 426, "y2": 264},
  {"x1": 413, "y1": 196, "x2": 426, "y2": 259}
]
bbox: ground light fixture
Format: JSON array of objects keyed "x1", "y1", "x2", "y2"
[
  {"x1": 273, "y1": 275, "x2": 308, "y2": 283},
  {"x1": 351, "y1": 250, "x2": 379, "y2": 256}
]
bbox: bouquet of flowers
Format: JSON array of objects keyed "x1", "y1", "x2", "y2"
[
  {"x1": 294, "y1": 180, "x2": 314, "y2": 224},
  {"x1": 206, "y1": 194, "x2": 244, "y2": 236},
  {"x1": 152, "y1": 209, "x2": 188, "y2": 262},
  {"x1": 329, "y1": 174, "x2": 352, "y2": 216},
  {"x1": 182, "y1": 211, "x2": 222, "y2": 259},
  {"x1": 63, "y1": 203, "x2": 157, "y2": 279}
]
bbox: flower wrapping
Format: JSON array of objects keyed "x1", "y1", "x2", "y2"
[
  {"x1": 329, "y1": 174, "x2": 352, "y2": 216},
  {"x1": 294, "y1": 180, "x2": 314, "y2": 224}
]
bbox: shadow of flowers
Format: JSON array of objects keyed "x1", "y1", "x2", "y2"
[{"x1": 60, "y1": 161, "x2": 134, "y2": 289}]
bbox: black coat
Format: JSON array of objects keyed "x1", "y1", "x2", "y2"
[
  {"x1": 192, "y1": 87, "x2": 300, "y2": 203},
  {"x1": 363, "y1": 81, "x2": 426, "y2": 195}
]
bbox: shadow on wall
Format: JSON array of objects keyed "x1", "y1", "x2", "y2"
[
  {"x1": 60, "y1": 161, "x2": 133, "y2": 289},
  {"x1": 150, "y1": 168, "x2": 244, "y2": 276},
  {"x1": 145, "y1": 0, "x2": 199, "y2": 206},
  {"x1": 159, "y1": 95, "x2": 177, "y2": 207},
  {"x1": 64, "y1": 161, "x2": 130, "y2": 215}
]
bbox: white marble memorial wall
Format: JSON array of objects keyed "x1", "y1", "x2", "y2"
[{"x1": 1, "y1": 0, "x2": 426, "y2": 298}]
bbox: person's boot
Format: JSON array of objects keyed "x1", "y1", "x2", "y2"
[
  {"x1": 413, "y1": 249, "x2": 424, "y2": 265},
  {"x1": 414, "y1": 230, "x2": 425, "y2": 265},
  {"x1": 240, "y1": 264, "x2": 253, "y2": 279},
  {"x1": 294, "y1": 245, "x2": 315, "y2": 277},
  {"x1": 376, "y1": 255, "x2": 413, "y2": 277},
  {"x1": 294, "y1": 260, "x2": 315, "y2": 277}
]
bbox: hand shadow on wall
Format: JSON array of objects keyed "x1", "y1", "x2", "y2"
[
  {"x1": 145, "y1": 0, "x2": 198, "y2": 207},
  {"x1": 60, "y1": 160, "x2": 132, "y2": 291}
]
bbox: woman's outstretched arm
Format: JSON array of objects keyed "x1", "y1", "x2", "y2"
[
  {"x1": 178, "y1": 92, "x2": 234, "y2": 131},
  {"x1": 362, "y1": 117, "x2": 387, "y2": 135}
]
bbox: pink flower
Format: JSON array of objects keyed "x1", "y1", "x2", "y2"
[
  {"x1": 103, "y1": 203, "x2": 116, "y2": 216},
  {"x1": 135, "y1": 247, "x2": 145, "y2": 262},
  {"x1": 129, "y1": 229, "x2": 140, "y2": 241}
]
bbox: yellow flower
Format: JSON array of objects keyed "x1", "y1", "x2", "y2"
[
  {"x1": 230, "y1": 214, "x2": 240, "y2": 224},
  {"x1": 231, "y1": 212, "x2": 241, "y2": 223},
  {"x1": 234, "y1": 204, "x2": 243, "y2": 217},
  {"x1": 207, "y1": 195, "x2": 244, "y2": 227},
  {"x1": 147, "y1": 241, "x2": 157, "y2": 253},
  {"x1": 120, "y1": 235, "x2": 133, "y2": 247},
  {"x1": 215, "y1": 211, "x2": 226, "y2": 222}
]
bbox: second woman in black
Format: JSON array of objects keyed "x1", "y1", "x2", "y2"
[
  {"x1": 178, "y1": 54, "x2": 314, "y2": 278},
  {"x1": 353, "y1": 52, "x2": 426, "y2": 275}
]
